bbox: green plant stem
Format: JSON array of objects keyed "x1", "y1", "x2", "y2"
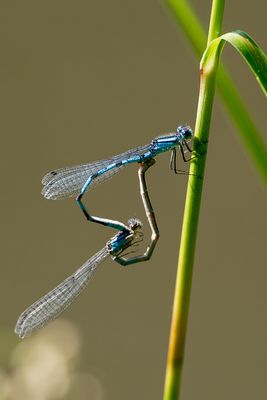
[
  {"x1": 207, "y1": 0, "x2": 225, "y2": 43},
  {"x1": 163, "y1": 1, "x2": 225, "y2": 399}
]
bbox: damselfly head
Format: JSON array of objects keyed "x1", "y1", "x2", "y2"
[
  {"x1": 108, "y1": 218, "x2": 143, "y2": 257},
  {"x1": 125, "y1": 218, "x2": 144, "y2": 246},
  {"x1": 127, "y1": 218, "x2": 143, "y2": 232},
  {"x1": 127, "y1": 217, "x2": 144, "y2": 244},
  {"x1": 176, "y1": 125, "x2": 193, "y2": 141}
]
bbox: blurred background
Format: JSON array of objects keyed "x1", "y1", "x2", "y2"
[{"x1": 0, "y1": 1, "x2": 266, "y2": 399}]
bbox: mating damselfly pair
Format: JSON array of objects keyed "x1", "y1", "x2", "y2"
[{"x1": 15, "y1": 125, "x2": 195, "y2": 338}]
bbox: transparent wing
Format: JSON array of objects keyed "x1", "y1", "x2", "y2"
[
  {"x1": 15, "y1": 246, "x2": 109, "y2": 338},
  {"x1": 41, "y1": 143, "x2": 152, "y2": 200},
  {"x1": 42, "y1": 160, "x2": 124, "y2": 199}
]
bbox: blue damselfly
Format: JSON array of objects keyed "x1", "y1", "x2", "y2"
[{"x1": 42, "y1": 125, "x2": 193, "y2": 231}]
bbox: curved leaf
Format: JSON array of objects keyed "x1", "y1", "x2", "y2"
[{"x1": 202, "y1": 30, "x2": 267, "y2": 96}]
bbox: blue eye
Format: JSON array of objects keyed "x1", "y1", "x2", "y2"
[{"x1": 177, "y1": 125, "x2": 193, "y2": 139}]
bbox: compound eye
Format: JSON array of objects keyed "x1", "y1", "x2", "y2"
[{"x1": 177, "y1": 125, "x2": 193, "y2": 139}]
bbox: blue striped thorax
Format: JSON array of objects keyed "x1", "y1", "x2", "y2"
[{"x1": 151, "y1": 125, "x2": 193, "y2": 155}]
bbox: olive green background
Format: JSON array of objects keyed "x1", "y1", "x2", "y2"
[{"x1": 1, "y1": 1, "x2": 266, "y2": 399}]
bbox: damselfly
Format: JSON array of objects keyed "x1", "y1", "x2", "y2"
[{"x1": 42, "y1": 125, "x2": 193, "y2": 232}]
